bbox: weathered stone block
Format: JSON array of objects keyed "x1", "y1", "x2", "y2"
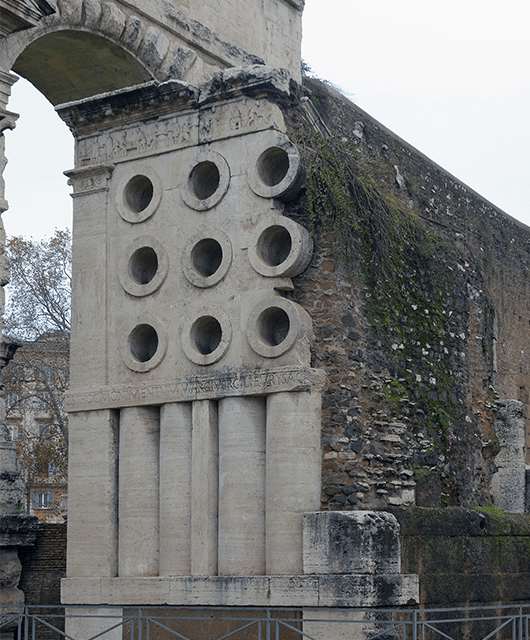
[
  {"x1": 0, "y1": 515, "x2": 39, "y2": 546},
  {"x1": 140, "y1": 26, "x2": 170, "y2": 71},
  {"x1": 0, "y1": 548, "x2": 21, "y2": 589},
  {"x1": 491, "y1": 400, "x2": 526, "y2": 513},
  {"x1": 303, "y1": 511, "x2": 401, "y2": 575},
  {"x1": 0, "y1": 469, "x2": 23, "y2": 515},
  {"x1": 99, "y1": 2, "x2": 126, "y2": 40},
  {"x1": 65, "y1": 607, "x2": 123, "y2": 640}
]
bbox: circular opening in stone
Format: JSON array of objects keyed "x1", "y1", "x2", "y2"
[
  {"x1": 191, "y1": 316, "x2": 222, "y2": 355},
  {"x1": 257, "y1": 307, "x2": 290, "y2": 347},
  {"x1": 257, "y1": 147, "x2": 290, "y2": 187},
  {"x1": 129, "y1": 246, "x2": 158, "y2": 285},
  {"x1": 257, "y1": 225, "x2": 292, "y2": 267},
  {"x1": 191, "y1": 238, "x2": 223, "y2": 277},
  {"x1": 124, "y1": 175, "x2": 154, "y2": 213},
  {"x1": 189, "y1": 161, "x2": 220, "y2": 200},
  {"x1": 128, "y1": 324, "x2": 159, "y2": 362}
]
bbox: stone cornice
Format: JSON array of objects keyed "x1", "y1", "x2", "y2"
[
  {"x1": 56, "y1": 67, "x2": 292, "y2": 136},
  {"x1": 56, "y1": 80, "x2": 199, "y2": 136}
]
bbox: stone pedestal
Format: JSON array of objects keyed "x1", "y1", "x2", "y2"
[{"x1": 302, "y1": 511, "x2": 417, "y2": 640}]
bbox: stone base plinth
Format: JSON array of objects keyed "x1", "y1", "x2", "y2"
[{"x1": 62, "y1": 574, "x2": 419, "y2": 608}]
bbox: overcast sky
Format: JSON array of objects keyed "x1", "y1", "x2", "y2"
[{"x1": 3, "y1": 0, "x2": 530, "y2": 239}]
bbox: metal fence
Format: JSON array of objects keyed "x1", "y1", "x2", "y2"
[{"x1": 1, "y1": 604, "x2": 529, "y2": 640}]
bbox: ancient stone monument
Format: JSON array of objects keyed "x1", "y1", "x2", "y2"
[
  {"x1": 0, "y1": 1, "x2": 419, "y2": 638},
  {"x1": 3, "y1": 0, "x2": 530, "y2": 634}
]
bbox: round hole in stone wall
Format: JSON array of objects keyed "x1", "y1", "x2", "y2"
[
  {"x1": 191, "y1": 238, "x2": 223, "y2": 277},
  {"x1": 128, "y1": 324, "x2": 159, "y2": 362},
  {"x1": 191, "y1": 316, "x2": 223, "y2": 355},
  {"x1": 129, "y1": 246, "x2": 159, "y2": 285},
  {"x1": 124, "y1": 175, "x2": 154, "y2": 213},
  {"x1": 257, "y1": 147, "x2": 290, "y2": 187},
  {"x1": 257, "y1": 225, "x2": 292, "y2": 267},
  {"x1": 257, "y1": 307, "x2": 290, "y2": 347},
  {"x1": 189, "y1": 161, "x2": 220, "y2": 201}
]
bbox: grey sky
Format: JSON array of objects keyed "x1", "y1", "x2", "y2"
[{"x1": 3, "y1": 0, "x2": 530, "y2": 239}]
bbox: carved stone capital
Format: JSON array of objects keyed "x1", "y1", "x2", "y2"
[{"x1": 64, "y1": 164, "x2": 115, "y2": 196}]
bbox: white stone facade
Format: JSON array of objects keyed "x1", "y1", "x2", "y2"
[{"x1": 58, "y1": 70, "x2": 324, "y2": 592}]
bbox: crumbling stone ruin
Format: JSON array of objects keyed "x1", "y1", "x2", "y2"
[
  {"x1": 0, "y1": 433, "x2": 38, "y2": 629},
  {"x1": 1, "y1": 0, "x2": 530, "y2": 635}
]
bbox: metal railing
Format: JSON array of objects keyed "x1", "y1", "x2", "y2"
[{"x1": 1, "y1": 604, "x2": 529, "y2": 640}]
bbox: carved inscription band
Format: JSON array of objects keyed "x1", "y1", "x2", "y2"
[{"x1": 65, "y1": 366, "x2": 326, "y2": 413}]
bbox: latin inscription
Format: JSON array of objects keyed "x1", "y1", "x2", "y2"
[{"x1": 65, "y1": 366, "x2": 325, "y2": 412}]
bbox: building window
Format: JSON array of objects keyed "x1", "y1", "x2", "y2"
[
  {"x1": 36, "y1": 391, "x2": 52, "y2": 410},
  {"x1": 5, "y1": 423, "x2": 19, "y2": 440},
  {"x1": 38, "y1": 423, "x2": 49, "y2": 438},
  {"x1": 32, "y1": 492, "x2": 54, "y2": 510}
]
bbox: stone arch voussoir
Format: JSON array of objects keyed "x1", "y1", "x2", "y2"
[{"x1": 1, "y1": 0, "x2": 198, "y2": 88}]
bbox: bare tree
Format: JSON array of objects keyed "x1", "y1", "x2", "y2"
[
  {"x1": 2, "y1": 230, "x2": 70, "y2": 517},
  {"x1": 4, "y1": 229, "x2": 71, "y2": 341}
]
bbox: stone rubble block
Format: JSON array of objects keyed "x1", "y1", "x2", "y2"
[
  {"x1": 491, "y1": 399, "x2": 526, "y2": 513},
  {"x1": 0, "y1": 515, "x2": 39, "y2": 547},
  {"x1": 303, "y1": 511, "x2": 401, "y2": 575},
  {"x1": 198, "y1": 65, "x2": 291, "y2": 105}
]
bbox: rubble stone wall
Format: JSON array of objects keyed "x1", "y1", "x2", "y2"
[{"x1": 282, "y1": 79, "x2": 530, "y2": 511}]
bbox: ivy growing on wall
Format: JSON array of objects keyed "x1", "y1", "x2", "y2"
[{"x1": 292, "y1": 128, "x2": 463, "y2": 452}]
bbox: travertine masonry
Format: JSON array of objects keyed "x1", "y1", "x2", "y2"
[{"x1": 58, "y1": 68, "x2": 329, "y2": 608}]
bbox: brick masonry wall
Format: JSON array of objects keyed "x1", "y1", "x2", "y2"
[
  {"x1": 18, "y1": 523, "x2": 66, "y2": 640},
  {"x1": 282, "y1": 79, "x2": 530, "y2": 510}
]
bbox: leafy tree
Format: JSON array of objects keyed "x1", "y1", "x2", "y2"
[{"x1": 2, "y1": 230, "x2": 71, "y2": 516}]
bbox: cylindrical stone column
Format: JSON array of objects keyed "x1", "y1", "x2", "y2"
[
  {"x1": 191, "y1": 399, "x2": 218, "y2": 576},
  {"x1": 119, "y1": 406, "x2": 160, "y2": 577},
  {"x1": 218, "y1": 396, "x2": 266, "y2": 575},
  {"x1": 159, "y1": 402, "x2": 192, "y2": 575},
  {"x1": 68, "y1": 409, "x2": 119, "y2": 577},
  {"x1": 266, "y1": 390, "x2": 321, "y2": 575}
]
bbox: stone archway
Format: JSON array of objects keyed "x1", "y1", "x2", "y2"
[
  {"x1": 12, "y1": 30, "x2": 153, "y2": 105},
  {"x1": 0, "y1": 0, "x2": 271, "y2": 106}
]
